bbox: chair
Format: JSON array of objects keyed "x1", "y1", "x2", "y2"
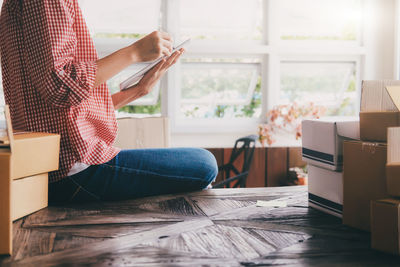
[{"x1": 213, "y1": 135, "x2": 257, "y2": 188}]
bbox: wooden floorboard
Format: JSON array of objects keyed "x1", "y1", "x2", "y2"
[{"x1": 1, "y1": 186, "x2": 399, "y2": 266}]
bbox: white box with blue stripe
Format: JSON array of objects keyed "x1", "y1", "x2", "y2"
[
  {"x1": 302, "y1": 118, "x2": 359, "y2": 171},
  {"x1": 308, "y1": 165, "x2": 343, "y2": 218}
]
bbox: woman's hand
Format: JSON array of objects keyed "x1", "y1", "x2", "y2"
[
  {"x1": 111, "y1": 48, "x2": 184, "y2": 109},
  {"x1": 95, "y1": 31, "x2": 173, "y2": 88},
  {"x1": 130, "y1": 31, "x2": 173, "y2": 62},
  {"x1": 136, "y1": 48, "x2": 183, "y2": 96}
]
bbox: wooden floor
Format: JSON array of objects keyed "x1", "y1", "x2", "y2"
[{"x1": 1, "y1": 186, "x2": 398, "y2": 266}]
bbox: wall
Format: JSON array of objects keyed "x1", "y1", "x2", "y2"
[{"x1": 207, "y1": 146, "x2": 305, "y2": 188}]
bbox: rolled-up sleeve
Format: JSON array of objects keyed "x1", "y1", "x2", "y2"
[{"x1": 22, "y1": 0, "x2": 96, "y2": 108}]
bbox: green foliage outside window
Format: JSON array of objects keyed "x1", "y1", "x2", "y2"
[{"x1": 118, "y1": 96, "x2": 161, "y2": 115}]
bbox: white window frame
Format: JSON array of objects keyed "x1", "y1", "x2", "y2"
[
  {"x1": 2, "y1": 0, "x2": 398, "y2": 140},
  {"x1": 163, "y1": 0, "x2": 367, "y2": 134}
]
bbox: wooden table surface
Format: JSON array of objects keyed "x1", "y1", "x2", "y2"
[{"x1": 0, "y1": 186, "x2": 398, "y2": 266}]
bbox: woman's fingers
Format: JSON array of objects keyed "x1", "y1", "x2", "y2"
[
  {"x1": 131, "y1": 31, "x2": 174, "y2": 62},
  {"x1": 164, "y1": 49, "x2": 183, "y2": 68},
  {"x1": 139, "y1": 48, "x2": 184, "y2": 88},
  {"x1": 160, "y1": 31, "x2": 172, "y2": 42}
]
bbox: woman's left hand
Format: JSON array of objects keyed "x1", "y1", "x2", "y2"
[
  {"x1": 111, "y1": 48, "x2": 184, "y2": 109},
  {"x1": 135, "y1": 48, "x2": 184, "y2": 97}
]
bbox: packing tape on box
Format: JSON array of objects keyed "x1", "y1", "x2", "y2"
[{"x1": 361, "y1": 142, "x2": 379, "y2": 154}]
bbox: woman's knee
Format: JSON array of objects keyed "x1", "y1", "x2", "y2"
[{"x1": 192, "y1": 148, "x2": 218, "y2": 186}]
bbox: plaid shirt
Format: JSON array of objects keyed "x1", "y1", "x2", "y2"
[{"x1": 0, "y1": 0, "x2": 120, "y2": 182}]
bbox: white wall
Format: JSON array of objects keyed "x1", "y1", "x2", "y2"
[{"x1": 363, "y1": 0, "x2": 398, "y2": 80}]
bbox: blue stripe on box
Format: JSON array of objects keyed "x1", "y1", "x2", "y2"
[
  {"x1": 308, "y1": 193, "x2": 343, "y2": 214},
  {"x1": 302, "y1": 148, "x2": 337, "y2": 166}
]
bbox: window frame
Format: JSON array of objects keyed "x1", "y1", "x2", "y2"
[
  {"x1": 0, "y1": 0, "x2": 371, "y2": 136},
  {"x1": 163, "y1": 0, "x2": 366, "y2": 133}
]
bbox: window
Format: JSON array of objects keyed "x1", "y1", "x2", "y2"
[
  {"x1": 2, "y1": 0, "x2": 391, "y2": 144},
  {"x1": 280, "y1": 61, "x2": 357, "y2": 116},
  {"x1": 278, "y1": 0, "x2": 362, "y2": 42},
  {"x1": 180, "y1": 59, "x2": 261, "y2": 119},
  {"x1": 80, "y1": 0, "x2": 163, "y2": 115},
  {"x1": 78, "y1": 0, "x2": 368, "y2": 136},
  {"x1": 80, "y1": 0, "x2": 161, "y2": 37},
  {"x1": 180, "y1": 0, "x2": 262, "y2": 41}
]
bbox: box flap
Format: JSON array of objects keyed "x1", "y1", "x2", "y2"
[
  {"x1": 361, "y1": 81, "x2": 400, "y2": 112},
  {"x1": 302, "y1": 119, "x2": 336, "y2": 155},
  {"x1": 359, "y1": 112, "x2": 399, "y2": 142},
  {"x1": 336, "y1": 120, "x2": 360, "y2": 140},
  {"x1": 376, "y1": 198, "x2": 400, "y2": 206},
  {"x1": 387, "y1": 86, "x2": 400, "y2": 111},
  {"x1": 0, "y1": 106, "x2": 14, "y2": 149},
  {"x1": 387, "y1": 127, "x2": 400, "y2": 164}
]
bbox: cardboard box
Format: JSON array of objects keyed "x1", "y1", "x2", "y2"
[
  {"x1": 114, "y1": 116, "x2": 170, "y2": 149},
  {"x1": 371, "y1": 199, "x2": 400, "y2": 255},
  {"x1": 9, "y1": 132, "x2": 60, "y2": 179},
  {"x1": 0, "y1": 106, "x2": 60, "y2": 255},
  {"x1": 302, "y1": 118, "x2": 359, "y2": 171},
  {"x1": 343, "y1": 140, "x2": 389, "y2": 231},
  {"x1": 11, "y1": 173, "x2": 48, "y2": 221},
  {"x1": 360, "y1": 81, "x2": 400, "y2": 142},
  {"x1": 386, "y1": 165, "x2": 400, "y2": 196},
  {"x1": 360, "y1": 112, "x2": 400, "y2": 142},
  {"x1": 386, "y1": 127, "x2": 400, "y2": 196},
  {"x1": 308, "y1": 165, "x2": 343, "y2": 218}
]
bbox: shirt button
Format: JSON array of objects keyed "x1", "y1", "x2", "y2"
[{"x1": 59, "y1": 70, "x2": 65, "y2": 76}]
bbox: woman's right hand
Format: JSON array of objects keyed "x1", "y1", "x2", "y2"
[{"x1": 130, "y1": 31, "x2": 173, "y2": 62}]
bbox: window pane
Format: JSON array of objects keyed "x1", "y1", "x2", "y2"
[
  {"x1": 107, "y1": 65, "x2": 161, "y2": 115},
  {"x1": 280, "y1": 62, "x2": 357, "y2": 116},
  {"x1": 180, "y1": 60, "x2": 261, "y2": 119},
  {"x1": 180, "y1": 0, "x2": 262, "y2": 41},
  {"x1": 79, "y1": 0, "x2": 161, "y2": 37},
  {"x1": 278, "y1": 0, "x2": 362, "y2": 41}
]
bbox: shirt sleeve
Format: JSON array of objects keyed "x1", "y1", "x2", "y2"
[{"x1": 22, "y1": 0, "x2": 97, "y2": 108}]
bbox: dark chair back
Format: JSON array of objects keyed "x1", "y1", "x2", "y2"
[{"x1": 213, "y1": 135, "x2": 257, "y2": 188}]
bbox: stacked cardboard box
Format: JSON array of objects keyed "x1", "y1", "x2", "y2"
[
  {"x1": 336, "y1": 80, "x2": 400, "y2": 255},
  {"x1": 0, "y1": 106, "x2": 60, "y2": 255},
  {"x1": 342, "y1": 81, "x2": 400, "y2": 233},
  {"x1": 302, "y1": 118, "x2": 359, "y2": 218},
  {"x1": 114, "y1": 116, "x2": 170, "y2": 149},
  {"x1": 370, "y1": 126, "x2": 400, "y2": 254}
]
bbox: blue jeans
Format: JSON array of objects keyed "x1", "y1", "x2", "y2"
[{"x1": 49, "y1": 148, "x2": 218, "y2": 203}]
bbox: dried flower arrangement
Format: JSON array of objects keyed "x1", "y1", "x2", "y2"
[{"x1": 258, "y1": 102, "x2": 326, "y2": 146}]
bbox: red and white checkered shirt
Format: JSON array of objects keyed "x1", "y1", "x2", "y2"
[{"x1": 0, "y1": 0, "x2": 120, "y2": 182}]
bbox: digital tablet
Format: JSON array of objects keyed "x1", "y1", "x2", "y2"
[{"x1": 120, "y1": 38, "x2": 191, "y2": 91}]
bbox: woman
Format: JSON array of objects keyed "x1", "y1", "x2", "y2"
[{"x1": 0, "y1": 0, "x2": 218, "y2": 203}]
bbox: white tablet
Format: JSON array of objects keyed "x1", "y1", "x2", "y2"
[{"x1": 120, "y1": 38, "x2": 191, "y2": 91}]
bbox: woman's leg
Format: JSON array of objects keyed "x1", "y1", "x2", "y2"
[{"x1": 50, "y1": 148, "x2": 218, "y2": 203}]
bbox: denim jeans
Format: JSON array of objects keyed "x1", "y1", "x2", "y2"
[{"x1": 49, "y1": 148, "x2": 218, "y2": 203}]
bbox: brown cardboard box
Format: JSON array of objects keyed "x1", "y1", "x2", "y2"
[
  {"x1": 386, "y1": 127, "x2": 400, "y2": 196},
  {"x1": 0, "y1": 106, "x2": 60, "y2": 255},
  {"x1": 386, "y1": 164, "x2": 400, "y2": 196},
  {"x1": 11, "y1": 173, "x2": 48, "y2": 221},
  {"x1": 114, "y1": 116, "x2": 170, "y2": 149},
  {"x1": 343, "y1": 141, "x2": 389, "y2": 231},
  {"x1": 10, "y1": 132, "x2": 60, "y2": 179},
  {"x1": 359, "y1": 83, "x2": 400, "y2": 142},
  {"x1": 359, "y1": 112, "x2": 400, "y2": 142},
  {"x1": 371, "y1": 199, "x2": 400, "y2": 254}
]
